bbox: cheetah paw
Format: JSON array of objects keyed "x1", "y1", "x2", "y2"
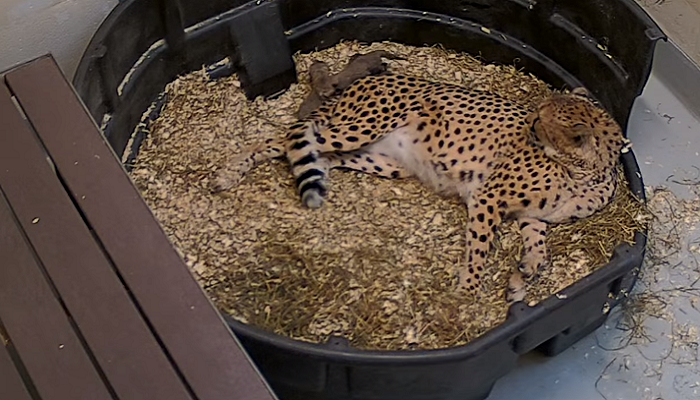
[
  {"x1": 506, "y1": 287, "x2": 526, "y2": 303},
  {"x1": 506, "y1": 272, "x2": 527, "y2": 303},
  {"x1": 211, "y1": 170, "x2": 244, "y2": 193}
]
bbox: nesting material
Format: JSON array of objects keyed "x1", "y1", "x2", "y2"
[{"x1": 129, "y1": 41, "x2": 649, "y2": 350}]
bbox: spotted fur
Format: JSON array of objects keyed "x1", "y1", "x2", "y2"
[{"x1": 213, "y1": 75, "x2": 626, "y2": 301}]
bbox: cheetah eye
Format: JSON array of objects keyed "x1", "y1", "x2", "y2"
[
  {"x1": 570, "y1": 123, "x2": 588, "y2": 145},
  {"x1": 571, "y1": 123, "x2": 588, "y2": 133}
]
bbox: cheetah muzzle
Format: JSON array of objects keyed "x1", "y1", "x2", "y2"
[{"x1": 215, "y1": 75, "x2": 626, "y2": 303}]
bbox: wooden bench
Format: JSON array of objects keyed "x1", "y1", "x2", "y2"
[{"x1": 0, "y1": 55, "x2": 277, "y2": 400}]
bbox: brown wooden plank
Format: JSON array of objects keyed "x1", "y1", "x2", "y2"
[
  {"x1": 0, "y1": 80, "x2": 192, "y2": 400},
  {"x1": 0, "y1": 191, "x2": 113, "y2": 400},
  {"x1": 0, "y1": 333, "x2": 33, "y2": 400},
  {"x1": 6, "y1": 55, "x2": 277, "y2": 400}
]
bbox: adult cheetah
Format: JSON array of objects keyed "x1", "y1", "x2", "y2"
[{"x1": 213, "y1": 74, "x2": 626, "y2": 302}]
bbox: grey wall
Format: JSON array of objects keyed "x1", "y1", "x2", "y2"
[{"x1": 0, "y1": 0, "x2": 117, "y2": 77}]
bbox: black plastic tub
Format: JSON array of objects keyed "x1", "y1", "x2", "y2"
[{"x1": 74, "y1": 1, "x2": 665, "y2": 399}]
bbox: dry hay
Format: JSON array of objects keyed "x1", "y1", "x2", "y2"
[{"x1": 128, "y1": 41, "x2": 649, "y2": 350}]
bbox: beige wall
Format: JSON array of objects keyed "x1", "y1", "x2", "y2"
[
  {"x1": 636, "y1": 0, "x2": 700, "y2": 65},
  {"x1": 0, "y1": 0, "x2": 117, "y2": 77}
]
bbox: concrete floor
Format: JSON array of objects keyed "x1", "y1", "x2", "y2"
[{"x1": 489, "y1": 39, "x2": 700, "y2": 400}]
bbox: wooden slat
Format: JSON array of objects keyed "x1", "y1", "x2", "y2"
[
  {"x1": 0, "y1": 81, "x2": 192, "y2": 400},
  {"x1": 6, "y1": 55, "x2": 277, "y2": 400},
  {"x1": 0, "y1": 334, "x2": 33, "y2": 400},
  {"x1": 0, "y1": 191, "x2": 113, "y2": 400}
]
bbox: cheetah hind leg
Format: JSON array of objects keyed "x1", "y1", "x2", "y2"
[
  {"x1": 506, "y1": 218, "x2": 548, "y2": 302},
  {"x1": 326, "y1": 148, "x2": 411, "y2": 179},
  {"x1": 211, "y1": 138, "x2": 285, "y2": 192},
  {"x1": 286, "y1": 119, "x2": 402, "y2": 209}
]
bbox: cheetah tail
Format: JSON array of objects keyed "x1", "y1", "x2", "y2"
[{"x1": 286, "y1": 121, "x2": 328, "y2": 209}]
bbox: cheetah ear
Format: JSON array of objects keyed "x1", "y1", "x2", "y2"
[{"x1": 571, "y1": 87, "x2": 591, "y2": 99}]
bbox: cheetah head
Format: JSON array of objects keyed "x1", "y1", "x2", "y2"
[{"x1": 528, "y1": 87, "x2": 626, "y2": 178}]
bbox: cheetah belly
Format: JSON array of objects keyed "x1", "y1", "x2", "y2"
[{"x1": 367, "y1": 128, "x2": 478, "y2": 198}]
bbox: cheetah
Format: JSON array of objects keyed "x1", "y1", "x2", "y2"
[{"x1": 213, "y1": 74, "x2": 626, "y2": 302}]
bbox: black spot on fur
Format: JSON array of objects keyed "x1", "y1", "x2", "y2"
[
  {"x1": 460, "y1": 170, "x2": 473, "y2": 181},
  {"x1": 292, "y1": 154, "x2": 316, "y2": 167},
  {"x1": 295, "y1": 169, "x2": 324, "y2": 187},
  {"x1": 291, "y1": 140, "x2": 310, "y2": 150},
  {"x1": 299, "y1": 180, "x2": 327, "y2": 197}
]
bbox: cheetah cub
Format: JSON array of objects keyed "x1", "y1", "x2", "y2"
[{"x1": 213, "y1": 74, "x2": 626, "y2": 302}]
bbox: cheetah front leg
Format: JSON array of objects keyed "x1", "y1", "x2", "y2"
[
  {"x1": 507, "y1": 218, "x2": 548, "y2": 302},
  {"x1": 459, "y1": 193, "x2": 503, "y2": 292}
]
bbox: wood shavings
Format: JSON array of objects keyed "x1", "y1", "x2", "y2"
[{"x1": 129, "y1": 41, "x2": 648, "y2": 350}]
